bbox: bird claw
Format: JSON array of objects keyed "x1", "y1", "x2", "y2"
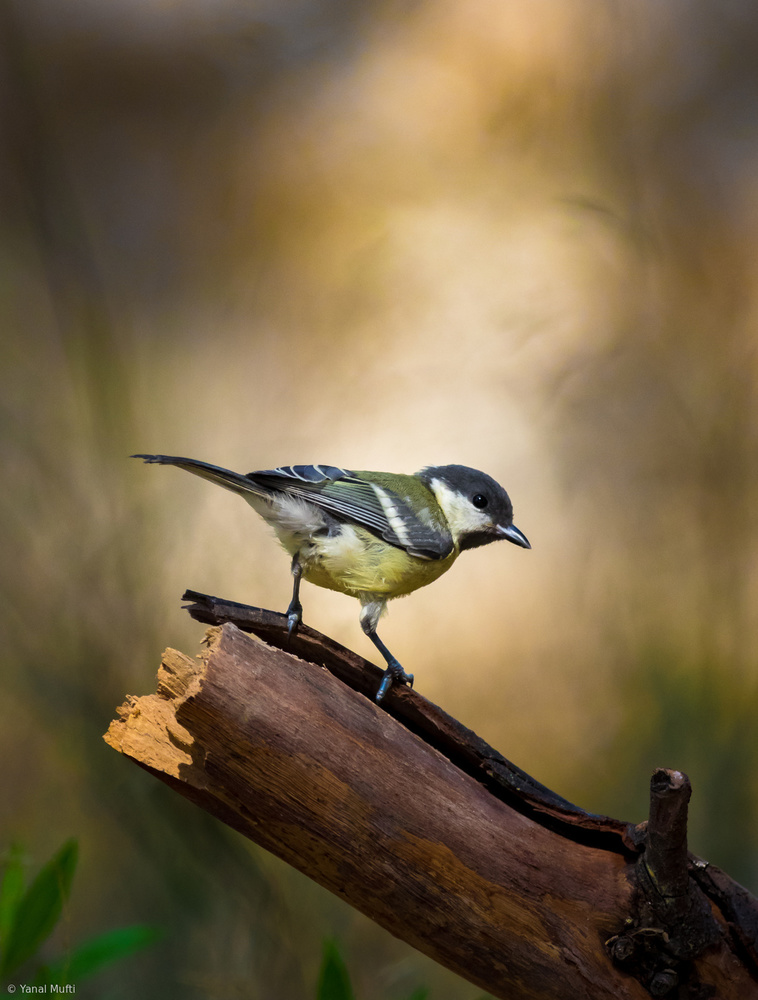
[
  {"x1": 375, "y1": 663, "x2": 414, "y2": 703},
  {"x1": 285, "y1": 601, "x2": 302, "y2": 640}
]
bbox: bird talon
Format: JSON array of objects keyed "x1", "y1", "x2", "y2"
[
  {"x1": 285, "y1": 601, "x2": 302, "y2": 640},
  {"x1": 375, "y1": 663, "x2": 413, "y2": 703},
  {"x1": 375, "y1": 673, "x2": 393, "y2": 703}
]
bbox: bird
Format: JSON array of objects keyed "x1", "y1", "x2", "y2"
[{"x1": 132, "y1": 455, "x2": 531, "y2": 702}]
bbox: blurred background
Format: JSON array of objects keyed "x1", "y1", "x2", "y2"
[{"x1": 2, "y1": 0, "x2": 758, "y2": 996}]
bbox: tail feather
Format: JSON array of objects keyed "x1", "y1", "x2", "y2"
[{"x1": 131, "y1": 454, "x2": 270, "y2": 500}]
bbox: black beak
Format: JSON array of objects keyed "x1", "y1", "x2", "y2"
[{"x1": 497, "y1": 523, "x2": 531, "y2": 549}]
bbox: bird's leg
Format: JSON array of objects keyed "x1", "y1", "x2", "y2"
[
  {"x1": 360, "y1": 600, "x2": 413, "y2": 703},
  {"x1": 369, "y1": 633, "x2": 414, "y2": 703},
  {"x1": 285, "y1": 555, "x2": 303, "y2": 638}
]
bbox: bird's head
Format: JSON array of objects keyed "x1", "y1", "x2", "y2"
[{"x1": 417, "y1": 464, "x2": 531, "y2": 552}]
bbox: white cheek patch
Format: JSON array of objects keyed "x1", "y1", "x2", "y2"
[{"x1": 428, "y1": 478, "x2": 490, "y2": 543}]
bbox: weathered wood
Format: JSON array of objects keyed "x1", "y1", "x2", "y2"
[
  {"x1": 645, "y1": 768, "x2": 692, "y2": 901},
  {"x1": 180, "y1": 590, "x2": 636, "y2": 845},
  {"x1": 105, "y1": 621, "x2": 758, "y2": 999}
]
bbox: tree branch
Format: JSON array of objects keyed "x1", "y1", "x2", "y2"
[{"x1": 105, "y1": 596, "x2": 758, "y2": 999}]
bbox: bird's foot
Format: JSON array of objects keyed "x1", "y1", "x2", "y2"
[
  {"x1": 375, "y1": 661, "x2": 414, "y2": 703},
  {"x1": 285, "y1": 599, "x2": 302, "y2": 640}
]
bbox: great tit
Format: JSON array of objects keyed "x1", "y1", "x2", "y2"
[{"x1": 133, "y1": 455, "x2": 531, "y2": 701}]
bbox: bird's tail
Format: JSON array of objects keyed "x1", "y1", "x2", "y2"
[{"x1": 132, "y1": 454, "x2": 270, "y2": 500}]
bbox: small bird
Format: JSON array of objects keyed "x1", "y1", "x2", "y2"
[{"x1": 133, "y1": 455, "x2": 531, "y2": 701}]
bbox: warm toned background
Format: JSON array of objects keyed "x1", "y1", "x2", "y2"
[{"x1": 2, "y1": 1, "x2": 758, "y2": 997}]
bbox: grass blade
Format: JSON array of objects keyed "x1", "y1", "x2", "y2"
[
  {"x1": 316, "y1": 938, "x2": 356, "y2": 1000},
  {"x1": 38, "y1": 924, "x2": 161, "y2": 985},
  {"x1": 0, "y1": 839, "x2": 78, "y2": 978}
]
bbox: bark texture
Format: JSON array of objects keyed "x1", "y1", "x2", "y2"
[{"x1": 105, "y1": 614, "x2": 758, "y2": 1000}]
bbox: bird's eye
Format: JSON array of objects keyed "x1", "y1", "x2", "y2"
[{"x1": 471, "y1": 494, "x2": 488, "y2": 509}]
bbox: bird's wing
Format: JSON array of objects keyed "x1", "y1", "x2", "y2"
[{"x1": 250, "y1": 465, "x2": 453, "y2": 560}]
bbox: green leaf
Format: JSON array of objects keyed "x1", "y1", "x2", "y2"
[
  {"x1": 404, "y1": 990, "x2": 429, "y2": 1000},
  {"x1": 0, "y1": 838, "x2": 78, "y2": 979},
  {"x1": 37, "y1": 924, "x2": 161, "y2": 985},
  {"x1": 0, "y1": 844, "x2": 27, "y2": 949},
  {"x1": 316, "y1": 938, "x2": 356, "y2": 1000}
]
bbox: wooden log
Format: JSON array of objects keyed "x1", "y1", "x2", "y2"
[
  {"x1": 104, "y1": 621, "x2": 758, "y2": 1000},
  {"x1": 179, "y1": 591, "x2": 638, "y2": 843}
]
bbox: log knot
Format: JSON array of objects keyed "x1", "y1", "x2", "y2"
[{"x1": 607, "y1": 769, "x2": 722, "y2": 997}]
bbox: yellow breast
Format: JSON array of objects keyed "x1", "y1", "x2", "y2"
[{"x1": 299, "y1": 525, "x2": 458, "y2": 600}]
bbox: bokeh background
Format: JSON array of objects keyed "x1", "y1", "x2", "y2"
[{"x1": 2, "y1": 0, "x2": 758, "y2": 996}]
